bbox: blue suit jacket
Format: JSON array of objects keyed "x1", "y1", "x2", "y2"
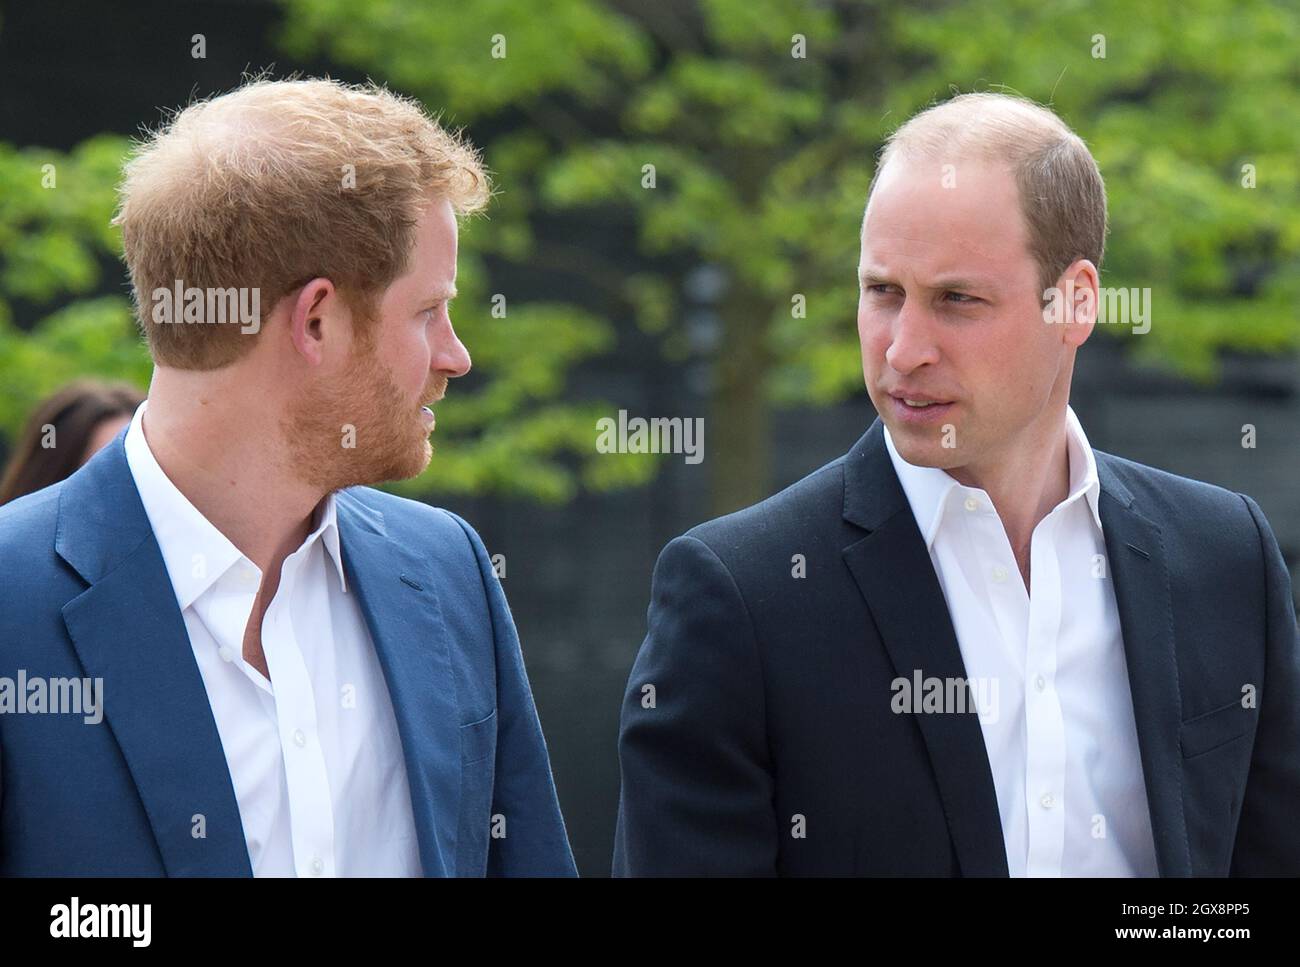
[
  {"x1": 0, "y1": 431, "x2": 576, "y2": 876},
  {"x1": 615, "y1": 419, "x2": 1300, "y2": 876}
]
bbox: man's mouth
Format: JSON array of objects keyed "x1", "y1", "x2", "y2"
[
  {"x1": 420, "y1": 382, "x2": 447, "y2": 431},
  {"x1": 887, "y1": 393, "x2": 956, "y2": 423}
]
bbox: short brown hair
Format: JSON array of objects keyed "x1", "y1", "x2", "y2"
[
  {"x1": 867, "y1": 92, "x2": 1107, "y2": 297},
  {"x1": 114, "y1": 76, "x2": 490, "y2": 369}
]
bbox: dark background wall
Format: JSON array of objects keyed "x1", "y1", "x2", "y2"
[{"x1": 2, "y1": 0, "x2": 1295, "y2": 877}]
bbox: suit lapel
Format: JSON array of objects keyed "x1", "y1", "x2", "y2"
[
  {"x1": 335, "y1": 491, "x2": 462, "y2": 877},
  {"x1": 841, "y1": 420, "x2": 1009, "y2": 876},
  {"x1": 1096, "y1": 455, "x2": 1192, "y2": 876},
  {"x1": 56, "y1": 436, "x2": 251, "y2": 876}
]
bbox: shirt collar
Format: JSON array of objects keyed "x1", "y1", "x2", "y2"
[
  {"x1": 313, "y1": 490, "x2": 348, "y2": 593},
  {"x1": 123, "y1": 400, "x2": 348, "y2": 611},
  {"x1": 882, "y1": 404, "x2": 1103, "y2": 550},
  {"x1": 1065, "y1": 405, "x2": 1104, "y2": 532}
]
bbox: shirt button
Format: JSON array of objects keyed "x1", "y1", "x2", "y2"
[
  {"x1": 963, "y1": 496, "x2": 979, "y2": 512},
  {"x1": 218, "y1": 646, "x2": 234, "y2": 663},
  {"x1": 293, "y1": 729, "x2": 306, "y2": 748},
  {"x1": 991, "y1": 565, "x2": 1008, "y2": 583},
  {"x1": 310, "y1": 856, "x2": 324, "y2": 875},
  {"x1": 1035, "y1": 675, "x2": 1047, "y2": 691},
  {"x1": 1041, "y1": 793, "x2": 1056, "y2": 809}
]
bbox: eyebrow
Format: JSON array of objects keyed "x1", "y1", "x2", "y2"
[
  {"x1": 423, "y1": 284, "x2": 458, "y2": 304},
  {"x1": 859, "y1": 269, "x2": 997, "y2": 293}
]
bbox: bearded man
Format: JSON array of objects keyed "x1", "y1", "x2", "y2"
[{"x1": 0, "y1": 78, "x2": 575, "y2": 877}]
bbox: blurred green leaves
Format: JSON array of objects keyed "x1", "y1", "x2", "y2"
[
  {"x1": 281, "y1": 0, "x2": 1300, "y2": 509},
  {"x1": 0, "y1": 135, "x2": 149, "y2": 438},
  {"x1": 3, "y1": 0, "x2": 1296, "y2": 506}
]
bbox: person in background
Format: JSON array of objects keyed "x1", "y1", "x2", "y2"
[{"x1": 0, "y1": 380, "x2": 144, "y2": 504}]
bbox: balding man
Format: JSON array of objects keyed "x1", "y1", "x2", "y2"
[{"x1": 614, "y1": 93, "x2": 1299, "y2": 877}]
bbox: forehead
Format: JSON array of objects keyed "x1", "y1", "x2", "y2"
[
  {"x1": 860, "y1": 157, "x2": 1033, "y2": 279},
  {"x1": 409, "y1": 197, "x2": 458, "y2": 269},
  {"x1": 386, "y1": 198, "x2": 459, "y2": 303}
]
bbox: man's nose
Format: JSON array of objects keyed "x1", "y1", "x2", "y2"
[
  {"x1": 884, "y1": 299, "x2": 940, "y2": 374},
  {"x1": 435, "y1": 324, "x2": 471, "y2": 378}
]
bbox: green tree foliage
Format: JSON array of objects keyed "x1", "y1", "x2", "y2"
[
  {"x1": 278, "y1": 0, "x2": 1300, "y2": 512},
  {"x1": 0, "y1": 136, "x2": 151, "y2": 437},
  {"x1": 3, "y1": 1, "x2": 1296, "y2": 509}
]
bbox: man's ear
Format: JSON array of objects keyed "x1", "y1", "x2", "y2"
[
  {"x1": 1057, "y1": 259, "x2": 1099, "y2": 348},
  {"x1": 288, "y1": 279, "x2": 338, "y2": 365}
]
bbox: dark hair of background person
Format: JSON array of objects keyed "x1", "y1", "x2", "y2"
[{"x1": 0, "y1": 380, "x2": 146, "y2": 505}]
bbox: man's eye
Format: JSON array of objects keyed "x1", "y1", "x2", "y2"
[
  {"x1": 944, "y1": 292, "x2": 978, "y2": 304},
  {"x1": 866, "y1": 284, "x2": 897, "y2": 296}
]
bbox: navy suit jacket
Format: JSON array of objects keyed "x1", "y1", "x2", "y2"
[
  {"x1": 0, "y1": 431, "x2": 576, "y2": 876},
  {"x1": 614, "y1": 419, "x2": 1300, "y2": 876}
]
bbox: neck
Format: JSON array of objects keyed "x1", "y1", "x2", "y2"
[
  {"x1": 949, "y1": 406, "x2": 1072, "y2": 567},
  {"x1": 142, "y1": 366, "x2": 321, "y2": 573}
]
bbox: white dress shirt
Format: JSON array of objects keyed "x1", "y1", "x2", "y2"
[
  {"x1": 124, "y1": 401, "x2": 422, "y2": 876},
  {"x1": 883, "y1": 406, "x2": 1159, "y2": 877}
]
